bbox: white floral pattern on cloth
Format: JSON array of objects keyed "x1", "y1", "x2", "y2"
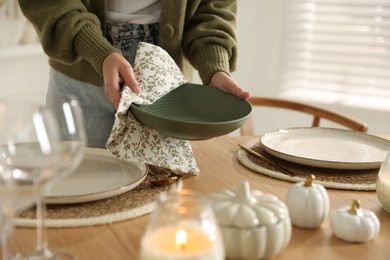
[{"x1": 106, "y1": 42, "x2": 200, "y2": 175}]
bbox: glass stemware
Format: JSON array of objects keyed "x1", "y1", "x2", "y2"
[
  {"x1": 0, "y1": 100, "x2": 61, "y2": 260},
  {"x1": 0, "y1": 167, "x2": 16, "y2": 260},
  {"x1": 0, "y1": 92, "x2": 86, "y2": 259},
  {"x1": 29, "y1": 94, "x2": 86, "y2": 260}
]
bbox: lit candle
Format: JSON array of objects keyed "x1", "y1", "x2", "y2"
[
  {"x1": 140, "y1": 190, "x2": 224, "y2": 260},
  {"x1": 140, "y1": 224, "x2": 224, "y2": 260},
  {"x1": 176, "y1": 229, "x2": 187, "y2": 250}
]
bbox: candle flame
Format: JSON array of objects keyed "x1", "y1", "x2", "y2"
[{"x1": 175, "y1": 229, "x2": 187, "y2": 250}]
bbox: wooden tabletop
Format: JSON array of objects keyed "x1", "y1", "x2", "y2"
[{"x1": 7, "y1": 135, "x2": 390, "y2": 260}]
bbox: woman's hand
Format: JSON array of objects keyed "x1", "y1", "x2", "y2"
[
  {"x1": 209, "y1": 72, "x2": 251, "y2": 99},
  {"x1": 102, "y1": 52, "x2": 140, "y2": 110}
]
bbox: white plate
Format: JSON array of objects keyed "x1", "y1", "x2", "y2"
[
  {"x1": 260, "y1": 127, "x2": 390, "y2": 169},
  {"x1": 46, "y1": 148, "x2": 148, "y2": 204}
]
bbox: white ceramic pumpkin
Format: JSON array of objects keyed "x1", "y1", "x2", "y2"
[
  {"x1": 285, "y1": 174, "x2": 329, "y2": 228},
  {"x1": 208, "y1": 181, "x2": 291, "y2": 260},
  {"x1": 330, "y1": 200, "x2": 380, "y2": 243}
]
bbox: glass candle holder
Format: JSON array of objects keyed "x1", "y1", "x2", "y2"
[
  {"x1": 376, "y1": 152, "x2": 390, "y2": 213},
  {"x1": 140, "y1": 190, "x2": 224, "y2": 260}
]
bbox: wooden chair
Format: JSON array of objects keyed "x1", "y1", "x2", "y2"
[{"x1": 240, "y1": 96, "x2": 368, "y2": 136}]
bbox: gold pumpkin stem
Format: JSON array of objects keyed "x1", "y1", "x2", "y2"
[
  {"x1": 304, "y1": 174, "x2": 316, "y2": 187},
  {"x1": 348, "y1": 200, "x2": 361, "y2": 215}
]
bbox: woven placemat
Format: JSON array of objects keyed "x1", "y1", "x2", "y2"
[
  {"x1": 15, "y1": 165, "x2": 184, "y2": 228},
  {"x1": 237, "y1": 138, "x2": 378, "y2": 191}
]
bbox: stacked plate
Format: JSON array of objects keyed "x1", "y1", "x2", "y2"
[
  {"x1": 259, "y1": 127, "x2": 390, "y2": 170},
  {"x1": 46, "y1": 148, "x2": 148, "y2": 204}
]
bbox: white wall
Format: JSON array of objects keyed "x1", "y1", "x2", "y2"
[
  {"x1": 233, "y1": 0, "x2": 282, "y2": 97},
  {"x1": 230, "y1": 0, "x2": 389, "y2": 135},
  {"x1": 0, "y1": 44, "x2": 48, "y2": 104},
  {"x1": 1, "y1": 0, "x2": 388, "y2": 135}
]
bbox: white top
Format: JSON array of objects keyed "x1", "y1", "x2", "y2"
[{"x1": 106, "y1": 0, "x2": 161, "y2": 24}]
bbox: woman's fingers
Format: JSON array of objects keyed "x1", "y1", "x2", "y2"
[
  {"x1": 102, "y1": 52, "x2": 140, "y2": 110},
  {"x1": 209, "y1": 72, "x2": 251, "y2": 99}
]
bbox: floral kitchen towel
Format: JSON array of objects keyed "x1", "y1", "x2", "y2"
[{"x1": 106, "y1": 42, "x2": 200, "y2": 175}]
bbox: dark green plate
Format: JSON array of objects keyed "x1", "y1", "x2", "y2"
[{"x1": 130, "y1": 83, "x2": 252, "y2": 140}]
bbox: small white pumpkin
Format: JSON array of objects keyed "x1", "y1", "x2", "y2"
[
  {"x1": 330, "y1": 200, "x2": 380, "y2": 243},
  {"x1": 285, "y1": 174, "x2": 329, "y2": 228},
  {"x1": 208, "y1": 181, "x2": 291, "y2": 260}
]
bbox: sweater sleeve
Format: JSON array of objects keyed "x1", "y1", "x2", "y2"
[
  {"x1": 182, "y1": 0, "x2": 238, "y2": 84},
  {"x1": 17, "y1": 0, "x2": 117, "y2": 76}
]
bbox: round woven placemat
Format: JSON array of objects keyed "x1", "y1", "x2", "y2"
[
  {"x1": 237, "y1": 138, "x2": 378, "y2": 191},
  {"x1": 15, "y1": 165, "x2": 183, "y2": 228}
]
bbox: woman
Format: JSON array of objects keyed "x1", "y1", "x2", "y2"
[{"x1": 18, "y1": 0, "x2": 251, "y2": 147}]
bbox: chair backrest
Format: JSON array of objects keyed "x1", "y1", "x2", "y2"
[{"x1": 240, "y1": 96, "x2": 368, "y2": 136}]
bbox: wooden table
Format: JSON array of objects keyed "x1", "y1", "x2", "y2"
[{"x1": 7, "y1": 135, "x2": 390, "y2": 259}]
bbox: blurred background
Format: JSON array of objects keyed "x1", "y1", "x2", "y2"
[{"x1": 1, "y1": 0, "x2": 389, "y2": 135}]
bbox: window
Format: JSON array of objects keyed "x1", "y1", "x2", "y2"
[{"x1": 279, "y1": 0, "x2": 390, "y2": 111}]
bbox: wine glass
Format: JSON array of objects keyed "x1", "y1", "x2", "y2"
[
  {"x1": 28, "y1": 94, "x2": 86, "y2": 260},
  {"x1": 0, "y1": 100, "x2": 61, "y2": 260},
  {"x1": 0, "y1": 167, "x2": 16, "y2": 260},
  {"x1": 0, "y1": 166, "x2": 41, "y2": 260}
]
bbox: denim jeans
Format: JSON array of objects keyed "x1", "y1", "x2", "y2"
[
  {"x1": 106, "y1": 22, "x2": 160, "y2": 65},
  {"x1": 47, "y1": 23, "x2": 160, "y2": 148}
]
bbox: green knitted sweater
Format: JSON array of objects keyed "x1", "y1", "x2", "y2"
[{"x1": 18, "y1": 0, "x2": 238, "y2": 86}]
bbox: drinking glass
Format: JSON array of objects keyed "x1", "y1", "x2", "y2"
[
  {"x1": 0, "y1": 166, "x2": 42, "y2": 260},
  {"x1": 0, "y1": 100, "x2": 61, "y2": 259},
  {"x1": 140, "y1": 190, "x2": 225, "y2": 260},
  {"x1": 376, "y1": 152, "x2": 390, "y2": 213},
  {"x1": 28, "y1": 94, "x2": 86, "y2": 260}
]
